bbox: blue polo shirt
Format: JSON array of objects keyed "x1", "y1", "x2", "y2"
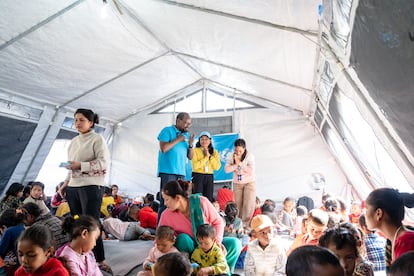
[{"x1": 157, "y1": 125, "x2": 189, "y2": 176}]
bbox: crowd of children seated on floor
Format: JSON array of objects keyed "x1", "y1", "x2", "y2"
[{"x1": 1, "y1": 180, "x2": 414, "y2": 276}]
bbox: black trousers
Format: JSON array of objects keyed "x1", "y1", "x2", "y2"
[
  {"x1": 66, "y1": 185, "x2": 105, "y2": 262},
  {"x1": 192, "y1": 172, "x2": 214, "y2": 202}
]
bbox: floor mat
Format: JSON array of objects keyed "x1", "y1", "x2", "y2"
[{"x1": 104, "y1": 239, "x2": 154, "y2": 276}]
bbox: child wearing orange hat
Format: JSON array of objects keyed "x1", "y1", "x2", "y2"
[{"x1": 244, "y1": 214, "x2": 286, "y2": 275}]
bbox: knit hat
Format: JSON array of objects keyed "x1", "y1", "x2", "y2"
[{"x1": 250, "y1": 214, "x2": 274, "y2": 232}]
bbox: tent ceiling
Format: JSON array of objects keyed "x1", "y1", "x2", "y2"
[{"x1": 0, "y1": 0, "x2": 319, "y2": 123}]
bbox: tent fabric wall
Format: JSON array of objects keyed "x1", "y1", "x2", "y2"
[
  {"x1": 110, "y1": 109, "x2": 348, "y2": 203},
  {"x1": 0, "y1": 116, "x2": 36, "y2": 194}
]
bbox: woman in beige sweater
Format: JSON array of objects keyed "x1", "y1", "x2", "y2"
[{"x1": 58, "y1": 108, "x2": 111, "y2": 273}]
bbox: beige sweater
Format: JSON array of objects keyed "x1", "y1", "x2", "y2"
[{"x1": 66, "y1": 131, "x2": 109, "y2": 187}]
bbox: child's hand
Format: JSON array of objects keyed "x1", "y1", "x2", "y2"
[
  {"x1": 144, "y1": 262, "x2": 153, "y2": 270},
  {"x1": 197, "y1": 267, "x2": 212, "y2": 276}
]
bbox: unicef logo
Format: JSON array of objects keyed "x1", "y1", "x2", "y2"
[{"x1": 220, "y1": 148, "x2": 232, "y2": 162}]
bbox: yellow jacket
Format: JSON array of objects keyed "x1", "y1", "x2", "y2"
[{"x1": 191, "y1": 147, "x2": 221, "y2": 174}]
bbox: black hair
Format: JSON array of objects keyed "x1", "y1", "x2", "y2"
[
  {"x1": 150, "y1": 201, "x2": 159, "y2": 213},
  {"x1": 104, "y1": 186, "x2": 112, "y2": 195},
  {"x1": 286, "y1": 245, "x2": 341, "y2": 276},
  {"x1": 22, "y1": 185, "x2": 31, "y2": 196},
  {"x1": 233, "y1": 138, "x2": 247, "y2": 162},
  {"x1": 61, "y1": 215, "x2": 100, "y2": 240},
  {"x1": 1, "y1": 182, "x2": 24, "y2": 202},
  {"x1": 319, "y1": 226, "x2": 358, "y2": 257},
  {"x1": 0, "y1": 208, "x2": 24, "y2": 227},
  {"x1": 324, "y1": 197, "x2": 339, "y2": 212},
  {"x1": 176, "y1": 112, "x2": 189, "y2": 121},
  {"x1": 322, "y1": 193, "x2": 332, "y2": 202},
  {"x1": 196, "y1": 223, "x2": 216, "y2": 240},
  {"x1": 162, "y1": 180, "x2": 192, "y2": 199},
  {"x1": 18, "y1": 224, "x2": 54, "y2": 251},
  {"x1": 263, "y1": 199, "x2": 276, "y2": 208},
  {"x1": 358, "y1": 214, "x2": 370, "y2": 231},
  {"x1": 30, "y1": 181, "x2": 45, "y2": 191},
  {"x1": 366, "y1": 188, "x2": 404, "y2": 226},
  {"x1": 22, "y1": 202, "x2": 42, "y2": 218},
  {"x1": 283, "y1": 197, "x2": 295, "y2": 204},
  {"x1": 388, "y1": 251, "x2": 414, "y2": 276},
  {"x1": 144, "y1": 193, "x2": 155, "y2": 203},
  {"x1": 195, "y1": 135, "x2": 214, "y2": 156},
  {"x1": 296, "y1": 205, "x2": 308, "y2": 217},
  {"x1": 154, "y1": 252, "x2": 192, "y2": 276},
  {"x1": 261, "y1": 203, "x2": 277, "y2": 224},
  {"x1": 261, "y1": 202, "x2": 275, "y2": 213},
  {"x1": 224, "y1": 202, "x2": 238, "y2": 223},
  {"x1": 75, "y1": 108, "x2": 99, "y2": 128},
  {"x1": 156, "y1": 225, "x2": 175, "y2": 241}
]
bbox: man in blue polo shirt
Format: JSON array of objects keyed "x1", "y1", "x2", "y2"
[{"x1": 157, "y1": 112, "x2": 195, "y2": 219}]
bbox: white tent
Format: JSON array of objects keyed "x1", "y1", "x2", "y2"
[{"x1": 1, "y1": 0, "x2": 413, "y2": 205}]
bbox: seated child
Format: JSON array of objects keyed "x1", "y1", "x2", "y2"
[
  {"x1": 358, "y1": 214, "x2": 386, "y2": 272},
  {"x1": 139, "y1": 205, "x2": 158, "y2": 233},
  {"x1": 50, "y1": 182, "x2": 65, "y2": 215},
  {"x1": 319, "y1": 226, "x2": 374, "y2": 276},
  {"x1": 277, "y1": 197, "x2": 296, "y2": 234},
  {"x1": 244, "y1": 214, "x2": 286, "y2": 276},
  {"x1": 191, "y1": 224, "x2": 229, "y2": 276},
  {"x1": 101, "y1": 186, "x2": 115, "y2": 218},
  {"x1": 119, "y1": 204, "x2": 140, "y2": 222},
  {"x1": 22, "y1": 181, "x2": 49, "y2": 216},
  {"x1": 111, "y1": 184, "x2": 123, "y2": 206},
  {"x1": 251, "y1": 196, "x2": 262, "y2": 220},
  {"x1": 216, "y1": 185, "x2": 234, "y2": 211},
  {"x1": 102, "y1": 217, "x2": 154, "y2": 241},
  {"x1": 56, "y1": 215, "x2": 103, "y2": 276},
  {"x1": 0, "y1": 182, "x2": 23, "y2": 213},
  {"x1": 153, "y1": 252, "x2": 193, "y2": 276},
  {"x1": 138, "y1": 225, "x2": 179, "y2": 276},
  {"x1": 0, "y1": 208, "x2": 25, "y2": 275},
  {"x1": 223, "y1": 202, "x2": 244, "y2": 239},
  {"x1": 286, "y1": 245, "x2": 344, "y2": 276},
  {"x1": 292, "y1": 205, "x2": 307, "y2": 237},
  {"x1": 287, "y1": 208, "x2": 329, "y2": 255},
  {"x1": 349, "y1": 201, "x2": 362, "y2": 225},
  {"x1": 15, "y1": 224, "x2": 69, "y2": 276},
  {"x1": 339, "y1": 222, "x2": 374, "y2": 276},
  {"x1": 260, "y1": 200, "x2": 277, "y2": 224},
  {"x1": 388, "y1": 251, "x2": 414, "y2": 276}
]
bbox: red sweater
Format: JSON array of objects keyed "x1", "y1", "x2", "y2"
[
  {"x1": 15, "y1": 257, "x2": 69, "y2": 276},
  {"x1": 217, "y1": 188, "x2": 235, "y2": 211},
  {"x1": 139, "y1": 206, "x2": 157, "y2": 229}
]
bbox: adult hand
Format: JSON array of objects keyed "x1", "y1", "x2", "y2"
[
  {"x1": 68, "y1": 161, "x2": 81, "y2": 170},
  {"x1": 176, "y1": 134, "x2": 186, "y2": 142},
  {"x1": 203, "y1": 147, "x2": 210, "y2": 158},
  {"x1": 219, "y1": 243, "x2": 227, "y2": 257},
  {"x1": 197, "y1": 267, "x2": 212, "y2": 276},
  {"x1": 233, "y1": 153, "x2": 241, "y2": 165},
  {"x1": 189, "y1": 133, "x2": 195, "y2": 145}
]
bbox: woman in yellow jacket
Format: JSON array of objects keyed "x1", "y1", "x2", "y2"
[{"x1": 191, "y1": 131, "x2": 221, "y2": 202}]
